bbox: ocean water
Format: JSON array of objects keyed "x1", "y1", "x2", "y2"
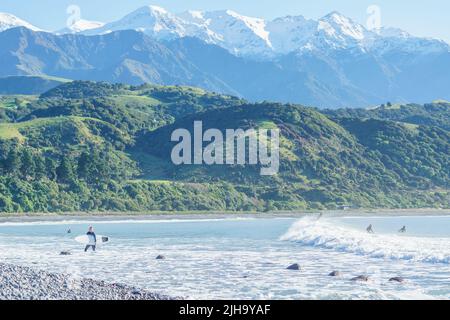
[{"x1": 0, "y1": 215, "x2": 449, "y2": 300}]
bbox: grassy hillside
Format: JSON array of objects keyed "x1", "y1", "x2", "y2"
[
  {"x1": 0, "y1": 81, "x2": 448, "y2": 213},
  {"x1": 141, "y1": 103, "x2": 449, "y2": 210}
]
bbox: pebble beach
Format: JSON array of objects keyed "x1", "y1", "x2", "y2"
[{"x1": 0, "y1": 263, "x2": 173, "y2": 300}]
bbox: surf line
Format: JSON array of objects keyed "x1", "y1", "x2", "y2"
[{"x1": 170, "y1": 121, "x2": 280, "y2": 176}]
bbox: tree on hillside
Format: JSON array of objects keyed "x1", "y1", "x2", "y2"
[
  {"x1": 20, "y1": 149, "x2": 36, "y2": 180},
  {"x1": 77, "y1": 151, "x2": 92, "y2": 180},
  {"x1": 34, "y1": 156, "x2": 47, "y2": 180},
  {"x1": 45, "y1": 158, "x2": 57, "y2": 181},
  {"x1": 56, "y1": 156, "x2": 75, "y2": 183},
  {"x1": 4, "y1": 150, "x2": 21, "y2": 175}
]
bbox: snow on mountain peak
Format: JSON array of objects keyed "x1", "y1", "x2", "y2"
[
  {"x1": 266, "y1": 15, "x2": 316, "y2": 54},
  {"x1": 182, "y1": 10, "x2": 204, "y2": 21},
  {"x1": 57, "y1": 19, "x2": 104, "y2": 34},
  {"x1": 371, "y1": 27, "x2": 449, "y2": 54},
  {"x1": 319, "y1": 11, "x2": 366, "y2": 41},
  {"x1": 378, "y1": 27, "x2": 411, "y2": 38},
  {"x1": 0, "y1": 12, "x2": 41, "y2": 32},
  {"x1": 83, "y1": 5, "x2": 186, "y2": 38},
  {"x1": 220, "y1": 9, "x2": 271, "y2": 46},
  {"x1": 124, "y1": 5, "x2": 178, "y2": 25},
  {"x1": 178, "y1": 9, "x2": 274, "y2": 57},
  {"x1": 130, "y1": 5, "x2": 170, "y2": 17},
  {"x1": 147, "y1": 5, "x2": 168, "y2": 14}
]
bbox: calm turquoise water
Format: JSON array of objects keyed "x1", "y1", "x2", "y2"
[{"x1": 0, "y1": 215, "x2": 449, "y2": 299}]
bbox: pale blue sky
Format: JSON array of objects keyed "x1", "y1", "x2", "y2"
[{"x1": 1, "y1": 0, "x2": 449, "y2": 42}]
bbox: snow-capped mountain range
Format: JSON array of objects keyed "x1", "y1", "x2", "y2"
[
  {"x1": 1, "y1": 6, "x2": 450, "y2": 108},
  {"x1": 0, "y1": 12, "x2": 41, "y2": 32},
  {"x1": 1, "y1": 5, "x2": 448, "y2": 59},
  {"x1": 82, "y1": 5, "x2": 450, "y2": 58}
]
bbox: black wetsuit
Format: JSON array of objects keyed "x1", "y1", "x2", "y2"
[{"x1": 84, "y1": 231, "x2": 97, "y2": 252}]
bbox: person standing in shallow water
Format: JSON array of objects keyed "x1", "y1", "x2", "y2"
[
  {"x1": 85, "y1": 226, "x2": 97, "y2": 252},
  {"x1": 366, "y1": 224, "x2": 374, "y2": 234}
]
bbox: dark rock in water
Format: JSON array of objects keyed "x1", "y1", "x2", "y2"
[
  {"x1": 389, "y1": 277, "x2": 405, "y2": 283},
  {"x1": 351, "y1": 275, "x2": 369, "y2": 282},
  {"x1": 131, "y1": 289, "x2": 142, "y2": 295},
  {"x1": 329, "y1": 271, "x2": 342, "y2": 277},
  {"x1": 60, "y1": 251, "x2": 71, "y2": 256},
  {"x1": 287, "y1": 263, "x2": 301, "y2": 271},
  {"x1": 156, "y1": 255, "x2": 166, "y2": 260}
]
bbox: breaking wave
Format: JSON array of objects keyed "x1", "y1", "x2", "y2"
[{"x1": 280, "y1": 217, "x2": 450, "y2": 264}]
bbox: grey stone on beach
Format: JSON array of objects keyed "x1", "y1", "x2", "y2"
[
  {"x1": 0, "y1": 263, "x2": 175, "y2": 300},
  {"x1": 287, "y1": 263, "x2": 301, "y2": 271},
  {"x1": 329, "y1": 271, "x2": 342, "y2": 277},
  {"x1": 351, "y1": 275, "x2": 369, "y2": 282},
  {"x1": 131, "y1": 289, "x2": 142, "y2": 295}
]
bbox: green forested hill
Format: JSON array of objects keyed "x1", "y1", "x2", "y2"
[
  {"x1": 141, "y1": 103, "x2": 449, "y2": 210},
  {"x1": 325, "y1": 101, "x2": 450, "y2": 131},
  {"x1": 0, "y1": 81, "x2": 448, "y2": 213}
]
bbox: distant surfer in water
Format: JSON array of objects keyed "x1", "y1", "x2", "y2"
[
  {"x1": 399, "y1": 226, "x2": 407, "y2": 233},
  {"x1": 67, "y1": 228, "x2": 71, "y2": 234},
  {"x1": 366, "y1": 224, "x2": 374, "y2": 234},
  {"x1": 84, "y1": 226, "x2": 97, "y2": 252}
]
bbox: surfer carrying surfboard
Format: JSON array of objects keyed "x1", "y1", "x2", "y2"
[
  {"x1": 84, "y1": 226, "x2": 97, "y2": 252},
  {"x1": 75, "y1": 230, "x2": 109, "y2": 248}
]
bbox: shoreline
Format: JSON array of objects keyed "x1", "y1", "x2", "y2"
[
  {"x1": 0, "y1": 208, "x2": 448, "y2": 223},
  {"x1": 0, "y1": 263, "x2": 175, "y2": 300}
]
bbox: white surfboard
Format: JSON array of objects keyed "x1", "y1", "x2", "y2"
[{"x1": 75, "y1": 234, "x2": 110, "y2": 245}]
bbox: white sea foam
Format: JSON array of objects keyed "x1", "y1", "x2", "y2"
[
  {"x1": 280, "y1": 217, "x2": 450, "y2": 264},
  {"x1": 0, "y1": 217, "x2": 256, "y2": 227},
  {"x1": 0, "y1": 217, "x2": 448, "y2": 299}
]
